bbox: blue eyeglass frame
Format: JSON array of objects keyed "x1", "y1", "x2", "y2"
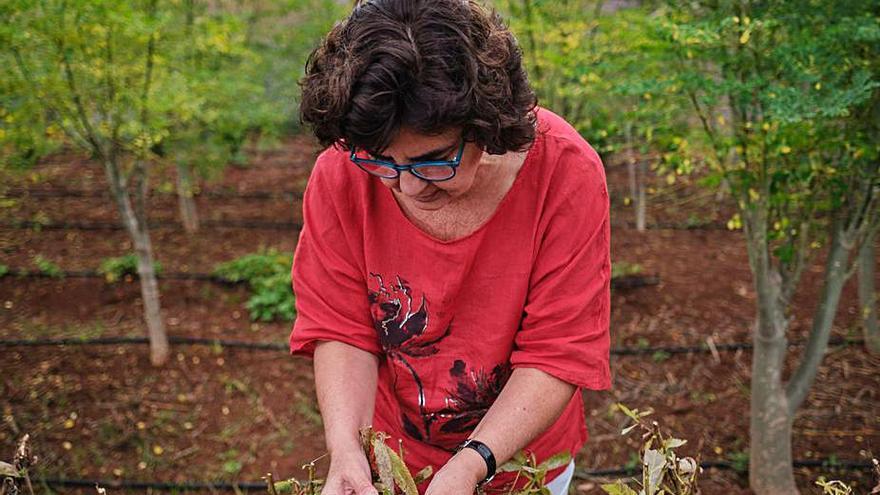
[{"x1": 349, "y1": 140, "x2": 466, "y2": 182}]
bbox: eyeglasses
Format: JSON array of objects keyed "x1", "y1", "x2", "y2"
[{"x1": 349, "y1": 140, "x2": 465, "y2": 182}]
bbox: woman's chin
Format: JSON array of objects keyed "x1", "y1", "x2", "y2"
[{"x1": 409, "y1": 191, "x2": 451, "y2": 210}]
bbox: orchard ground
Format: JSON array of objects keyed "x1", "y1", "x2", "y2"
[{"x1": 1, "y1": 137, "x2": 877, "y2": 493}]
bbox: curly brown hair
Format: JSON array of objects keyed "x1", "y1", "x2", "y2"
[{"x1": 299, "y1": 0, "x2": 537, "y2": 155}]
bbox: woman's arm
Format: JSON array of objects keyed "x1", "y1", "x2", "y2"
[
  {"x1": 313, "y1": 340, "x2": 381, "y2": 495},
  {"x1": 425, "y1": 367, "x2": 577, "y2": 493}
]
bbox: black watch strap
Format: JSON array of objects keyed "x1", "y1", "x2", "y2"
[{"x1": 458, "y1": 439, "x2": 496, "y2": 486}]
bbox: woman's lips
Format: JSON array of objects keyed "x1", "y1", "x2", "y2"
[{"x1": 413, "y1": 189, "x2": 442, "y2": 202}]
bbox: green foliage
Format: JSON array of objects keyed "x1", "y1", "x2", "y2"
[
  {"x1": 646, "y1": 0, "x2": 880, "y2": 274},
  {"x1": 611, "y1": 261, "x2": 643, "y2": 278},
  {"x1": 497, "y1": 450, "x2": 572, "y2": 493},
  {"x1": 213, "y1": 249, "x2": 295, "y2": 321},
  {"x1": 0, "y1": 0, "x2": 344, "y2": 176},
  {"x1": 0, "y1": 264, "x2": 8, "y2": 278},
  {"x1": 728, "y1": 450, "x2": 749, "y2": 474},
  {"x1": 499, "y1": 1, "x2": 690, "y2": 155},
  {"x1": 32, "y1": 255, "x2": 63, "y2": 278},
  {"x1": 98, "y1": 254, "x2": 163, "y2": 283}
]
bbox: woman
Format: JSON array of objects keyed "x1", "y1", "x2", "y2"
[{"x1": 289, "y1": 1, "x2": 611, "y2": 493}]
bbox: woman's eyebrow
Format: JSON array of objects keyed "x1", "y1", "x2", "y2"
[{"x1": 407, "y1": 141, "x2": 458, "y2": 161}]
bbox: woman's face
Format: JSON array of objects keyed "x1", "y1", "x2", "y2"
[{"x1": 375, "y1": 127, "x2": 484, "y2": 211}]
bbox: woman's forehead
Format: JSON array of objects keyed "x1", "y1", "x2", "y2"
[{"x1": 378, "y1": 127, "x2": 461, "y2": 157}]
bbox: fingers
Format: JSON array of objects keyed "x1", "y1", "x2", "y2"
[{"x1": 353, "y1": 480, "x2": 379, "y2": 495}]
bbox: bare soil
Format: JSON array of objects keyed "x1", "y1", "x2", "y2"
[{"x1": 1, "y1": 138, "x2": 877, "y2": 494}]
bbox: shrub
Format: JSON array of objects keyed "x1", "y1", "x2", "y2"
[
  {"x1": 612, "y1": 261, "x2": 643, "y2": 278},
  {"x1": 32, "y1": 255, "x2": 62, "y2": 278},
  {"x1": 98, "y1": 254, "x2": 163, "y2": 283},
  {"x1": 213, "y1": 249, "x2": 295, "y2": 322}
]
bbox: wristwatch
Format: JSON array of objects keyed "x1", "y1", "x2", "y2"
[{"x1": 457, "y1": 438, "x2": 497, "y2": 486}]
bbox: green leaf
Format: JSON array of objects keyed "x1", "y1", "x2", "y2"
[
  {"x1": 387, "y1": 447, "x2": 419, "y2": 495},
  {"x1": 600, "y1": 481, "x2": 639, "y2": 495},
  {"x1": 616, "y1": 403, "x2": 640, "y2": 422},
  {"x1": 412, "y1": 466, "x2": 433, "y2": 484},
  {"x1": 538, "y1": 451, "x2": 571, "y2": 471}
]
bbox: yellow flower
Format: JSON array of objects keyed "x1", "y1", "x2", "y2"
[{"x1": 152, "y1": 445, "x2": 164, "y2": 456}]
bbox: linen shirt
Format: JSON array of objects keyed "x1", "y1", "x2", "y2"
[{"x1": 289, "y1": 107, "x2": 611, "y2": 492}]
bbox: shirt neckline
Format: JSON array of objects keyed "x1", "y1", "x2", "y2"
[{"x1": 379, "y1": 129, "x2": 543, "y2": 246}]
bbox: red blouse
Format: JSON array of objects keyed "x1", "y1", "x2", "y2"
[{"x1": 289, "y1": 107, "x2": 611, "y2": 492}]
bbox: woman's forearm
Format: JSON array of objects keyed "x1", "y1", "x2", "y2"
[
  {"x1": 313, "y1": 340, "x2": 380, "y2": 454},
  {"x1": 454, "y1": 368, "x2": 577, "y2": 479}
]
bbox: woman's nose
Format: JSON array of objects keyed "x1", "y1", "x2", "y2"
[{"x1": 398, "y1": 170, "x2": 430, "y2": 196}]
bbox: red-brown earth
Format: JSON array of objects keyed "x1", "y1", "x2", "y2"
[{"x1": 1, "y1": 136, "x2": 877, "y2": 494}]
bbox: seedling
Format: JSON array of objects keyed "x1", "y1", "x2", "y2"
[
  {"x1": 98, "y1": 254, "x2": 163, "y2": 283},
  {"x1": 0, "y1": 434, "x2": 36, "y2": 495},
  {"x1": 213, "y1": 249, "x2": 295, "y2": 321}
]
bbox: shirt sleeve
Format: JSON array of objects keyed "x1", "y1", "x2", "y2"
[
  {"x1": 289, "y1": 151, "x2": 382, "y2": 357},
  {"x1": 509, "y1": 141, "x2": 612, "y2": 390}
]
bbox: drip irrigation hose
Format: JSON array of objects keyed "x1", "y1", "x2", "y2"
[
  {"x1": 0, "y1": 220, "x2": 303, "y2": 231},
  {"x1": 0, "y1": 335, "x2": 864, "y2": 357},
  {"x1": 4, "y1": 269, "x2": 241, "y2": 284},
  {"x1": 4, "y1": 188, "x2": 303, "y2": 200},
  {"x1": 36, "y1": 458, "x2": 877, "y2": 492},
  {"x1": 1, "y1": 219, "x2": 726, "y2": 232},
  {"x1": 1, "y1": 269, "x2": 661, "y2": 291}
]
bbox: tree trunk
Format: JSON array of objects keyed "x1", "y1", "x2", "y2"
[
  {"x1": 176, "y1": 162, "x2": 200, "y2": 232},
  {"x1": 627, "y1": 160, "x2": 637, "y2": 206},
  {"x1": 743, "y1": 205, "x2": 799, "y2": 495},
  {"x1": 636, "y1": 159, "x2": 647, "y2": 232},
  {"x1": 104, "y1": 158, "x2": 170, "y2": 366},
  {"x1": 133, "y1": 225, "x2": 168, "y2": 366},
  {"x1": 748, "y1": 269, "x2": 798, "y2": 495},
  {"x1": 786, "y1": 223, "x2": 854, "y2": 413},
  {"x1": 859, "y1": 229, "x2": 879, "y2": 354}
]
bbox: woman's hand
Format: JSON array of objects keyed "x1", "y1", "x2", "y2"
[
  {"x1": 424, "y1": 447, "x2": 485, "y2": 495},
  {"x1": 321, "y1": 449, "x2": 378, "y2": 495}
]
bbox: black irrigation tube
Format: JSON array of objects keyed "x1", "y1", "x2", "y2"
[
  {"x1": 1, "y1": 219, "x2": 725, "y2": 232},
  {"x1": 3, "y1": 269, "x2": 240, "y2": 285},
  {"x1": 0, "y1": 335, "x2": 865, "y2": 357},
  {"x1": 35, "y1": 459, "x2": 877, "y2": 492},
  {"x1": 0, "y1": 220, "x2": 303, "y2": 231},
  {"x1": 3, "y1": 188, "x2": 303, "y2": 200},
  {"x1": 1, "y1": 269, "x2": 661, "y2": 291}
]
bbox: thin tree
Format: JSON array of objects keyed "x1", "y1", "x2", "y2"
[
  {"x1": 654, "y1": 1, "x2": 879, "y2": 493},
  {"x1": 859, "y1": 222, "x2": 879, "y2": 355},
  {"x1": 4, "y1": 0, "x2": 173, "y2": 365}
]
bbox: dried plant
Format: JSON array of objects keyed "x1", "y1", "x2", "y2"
[
  {"x1": 814, "y1": 456, "x2": 880, "y2": 495},
  {"x1": 266, "y1": 426, "x2": 573, "y2": 495},
  {"x1": 267, "y1": 427, "x2": 432, "y2": 495},
  {"x1": 0, "y1": 435, "x2": 36, "y2": 495},
  {"x1": 601, "y1": 404, "x2": 701, "y2": 495}
]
